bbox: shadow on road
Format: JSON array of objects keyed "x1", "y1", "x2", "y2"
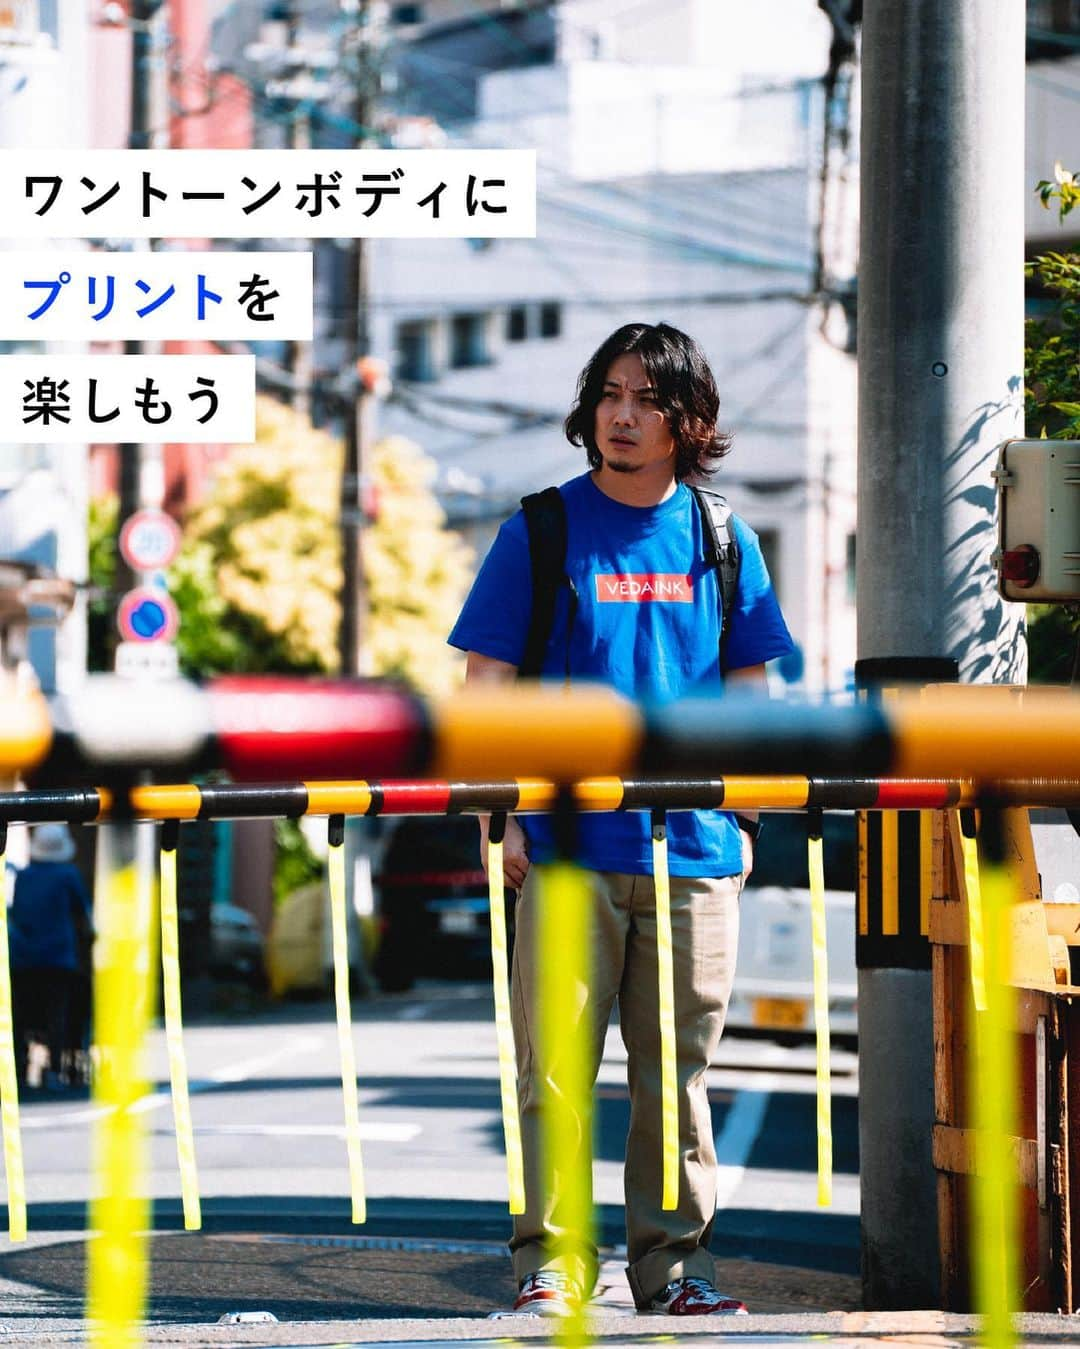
[
  {"x1": 180, "y1": 983, "x2": 503, "y2": 1030},
  {"x1": 0, "y1": 1233, "x2": 518, "y2": 1323},
  {"x1": 0, "y1": 1224, "x2": 864, "y2": 1325},
  {"x1": 7, "y1": 1191, "x2": 859, "y2": 1284}
]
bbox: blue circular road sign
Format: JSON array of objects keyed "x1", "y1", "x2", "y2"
[{"x1": 117, "y1": 587, "x2": 179, "y2": 644}]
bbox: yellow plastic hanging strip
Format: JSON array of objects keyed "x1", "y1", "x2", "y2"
[
  {"x1": 486, "y1": 815, "x2": 524, "y2": 1213},
  {"x1": 0, "y1": 832, "x2": 26, "y2": 1241},
  {"x1": 537, "y1": 852, "x2": 593, "y2": 1347},
  {"x1": 650, "y1": 811, "x2": 679, "y2": 1211},
  {"x1": 327, "y1": 816, "x2": 366, "y2": 1223},
  {"x1": 971, "y1": 812, "x2": 1019, "y2": 1349},
  {"x1": 159, "y1": 822, "x2": 201, "y2": 1230},
  {"x1": 88, "y1": 832, "x2": 156, "y2": 1349},
  {"x1": 806, "y1": 812, "x2": 833, "y2": 1209},
  {"x1": 960, "y1": 814, "x2": 987, "y2": 1012}
]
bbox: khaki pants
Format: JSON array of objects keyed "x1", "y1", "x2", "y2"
[{"x1": 509, "y1": 866, "x2": 742, "y2": 1308}]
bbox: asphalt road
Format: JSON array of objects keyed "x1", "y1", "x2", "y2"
[{"x1": 0, "y1": 982, "x2": 861, "y2": 1329}]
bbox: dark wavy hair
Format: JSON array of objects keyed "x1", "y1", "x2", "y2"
[{"x1": 564, "y1": 322, "x2": 733, "y2": 478}]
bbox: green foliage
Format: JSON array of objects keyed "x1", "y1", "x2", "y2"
[
  {"x1": 272, "y1": 818, "x2": 324, "y2": 906},
  {"x1": 1025, "y1": 252, "x2": 1080, "y2": 441},
  {"x1": 1024, "y1": 231, "x2": 1080, "y2": 682},
  {"x1": 87, "y1": 398, "x2": 472, "y2": 692},
  {"x1": 363, "y1": 435, "x2": 473, "y2": 696},
  {"x1": 173, "y1": 396, "x2": 343, "y2": 676},
  {"x1": 1026, "y1": 604, "x2": 1079, "y2": 685}
]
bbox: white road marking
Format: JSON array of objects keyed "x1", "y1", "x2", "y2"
[
  {"x1": 19, "y1": 1032, "x2": 325, "y2": 1130},
  {"x1": 192, "y1": 1122, "x2": 421, "y2": 1141},
  {"x1": 202, "y1": 1033, "x2": 326, "y2": 1085},
  {"x1": 713, "y1": 1089, "x2": 770, "y2": 1210}
]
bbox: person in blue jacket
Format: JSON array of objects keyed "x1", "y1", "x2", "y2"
[
  {"x1": 449, "y1": 322, "x2": 794, "y2": 1319},
  {"x1": 9, "y1": 823, "x2": 92, "y2": 1089}
]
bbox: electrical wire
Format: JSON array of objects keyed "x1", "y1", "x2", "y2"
[
  {"x1": 150, "y1": 0, "x2": 832, "y2": 284},
  {"x1": 163, "y1": 21, "x2": 816, "y2": 274},
  {"x1": 152, "y1": 9, "x2": 850, "y2": 455}
]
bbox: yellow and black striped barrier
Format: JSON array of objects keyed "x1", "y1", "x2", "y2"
[
  {"x1": 11, "y1": 773, "x2": 1078, "y2": 1255},
  {"x1": 0, "y1": 676, "x2": 1071, "y2": 786},
  {"x1": 0, "y1": 675, "x2": 1073, "y2": 1347},
  {"x1": 2, "y1": 775, "x2": 1080, "y2": 827},
  {"x1": 857, "y1": 806, "x2": 937, "y2": 972}
]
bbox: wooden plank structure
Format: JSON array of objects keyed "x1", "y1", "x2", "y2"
[{"x1": 930, "y1": 806, "x2": 1080, "y2": 1312}]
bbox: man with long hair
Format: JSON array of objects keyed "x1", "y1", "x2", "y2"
[{"x1": 449, "y1": 322, "x2": 793, "y2": 1318}]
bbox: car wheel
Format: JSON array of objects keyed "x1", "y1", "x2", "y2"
[
  {"x1": 376, "y1": 961, "x2": 416, "y2": 994},
  {"x1": 375, "y1": 936, "x2": 416, "y2": 993}
]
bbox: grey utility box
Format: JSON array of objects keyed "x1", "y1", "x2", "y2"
[{"x1": 992, "y1": 439, "x2": 1080, "y2": 602}]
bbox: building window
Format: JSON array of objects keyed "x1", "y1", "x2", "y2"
[
  {"x1": 506, "y1": 306, "x2": 528, "y2": 342},
  {"x1": 396, "y1": 319, "x2": 436, "y2": 382},
  {"x1": 539, "y1": 302, "x2": 562, "y2": 339},
  {"x1": 450, "y1": 313, "x2": 490, "y2": 369},
  {"x1": 390, "y1": 4, "x2": 424, "y2": 24}
]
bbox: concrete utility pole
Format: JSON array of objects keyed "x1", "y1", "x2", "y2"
[
  {"x1": 338, "y1": 1, "x2": 380, "y2": 678},
  {"x1": 116, "y1": 0, "x2": 165, "y2": 613},
  {"x1": 857, "y1": 0, "x2": 1026, "y2": 1308},
  {"x1": 285, "y1": 1, "x2": 313, "y2": 420}
]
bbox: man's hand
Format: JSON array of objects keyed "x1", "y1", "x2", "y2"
[
  {"x1": 479, "y1": 812, "x2": 530, "y2": 891},
  {"x1": 727, "y1": 664, "x2": 767, "y2": 882},
  {"x1": 739, "y1": 825, "x2": 755, "y2": 879},
  {"x1": 465, "y1": 650, "x2": 528, "y2": 890}
]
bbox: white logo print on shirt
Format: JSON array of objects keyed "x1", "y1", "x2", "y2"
[{"x1": 594, "y1": 574, "x2": 693, "y2": 603}]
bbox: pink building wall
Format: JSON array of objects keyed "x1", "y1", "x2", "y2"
[
  {"x1": 89, "y1": 15, "x2": 131, "y2": 150},
  {"x1": 88, "y1": 0, "x2": 255, "y2": 511}
]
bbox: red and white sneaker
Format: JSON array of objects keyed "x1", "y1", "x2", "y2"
[
  {"x1": 647, "y1": 1277, "x2": 748, "y2": 1315},
  {"x1": 505, "y1": 1270, "x2": 580, "y2": 1317}
]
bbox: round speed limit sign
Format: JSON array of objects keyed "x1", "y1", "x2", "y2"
[{"x1": 119, "y1": 510, "x2": 181, "y2": 573}]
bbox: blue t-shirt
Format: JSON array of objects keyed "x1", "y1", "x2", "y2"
[{"x1": 448, "y1": 473, "x2": 794, "y2": 876}]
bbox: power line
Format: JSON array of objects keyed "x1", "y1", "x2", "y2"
[
  {"x1": 393, "y1": 45, "x2": 817, "y2": 256},
  {"x1": 181, "y1": 3, "x2": 819, "y2": 261},
  {"x1": 165, "y1": 26, "x2": 818, "y2": 278},
  {"x1": 313, "y1": 285, "x2": 812, "y2": 314},
  {"x1": 164, "y1": 54, "x2": 810, "y2": 273}
]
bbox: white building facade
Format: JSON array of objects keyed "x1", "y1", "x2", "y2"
[{"x1": 371, "y1": 0, "x2": 858, "y2": 695}]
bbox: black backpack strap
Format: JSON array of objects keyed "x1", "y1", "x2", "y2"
[
  {"x1": 520, "y1": 487, "x2": 569, "y2": 677},
  {"x1": 689, "y1": 484, "x2": 741, "y2": 673}
]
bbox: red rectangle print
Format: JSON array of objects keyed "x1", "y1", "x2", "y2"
[{"x1": 595, "y1": 573, "x2": 693, "y2": 603}]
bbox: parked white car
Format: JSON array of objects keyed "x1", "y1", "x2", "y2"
[{"x1": 726, "y1": 812, "x2": 858, "y2": 1042}]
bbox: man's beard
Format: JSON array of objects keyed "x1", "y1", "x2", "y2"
[{"x1": 605, "y1": 455, "x2": 641, "y2": 474}]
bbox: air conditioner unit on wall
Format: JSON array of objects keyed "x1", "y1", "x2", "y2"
[{"x1": 993, "y1": 438, "x2": 1080, "y2": 603}]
